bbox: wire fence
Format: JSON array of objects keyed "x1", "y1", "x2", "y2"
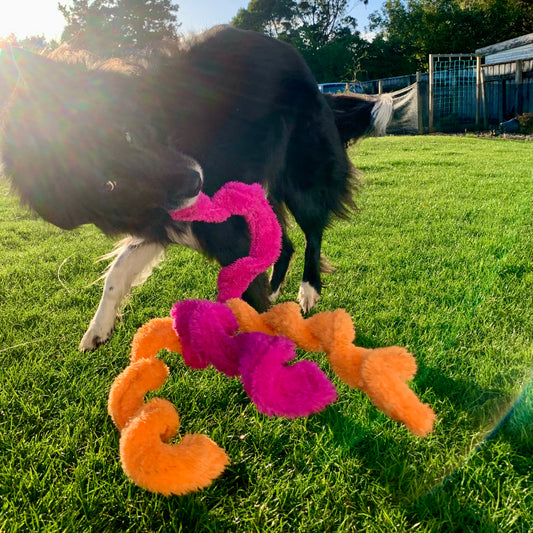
[
  {"x1": 430, "y1": 54, "x2": 478, "y2": 130},
  {"x1": 358, "y1": 54, "x2": 533, "y2": 134}
]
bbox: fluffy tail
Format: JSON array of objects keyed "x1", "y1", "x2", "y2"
[{"x1": 324, "y1": 93, "x2": 393, "y2": 144}]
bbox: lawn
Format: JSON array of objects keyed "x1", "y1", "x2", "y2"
[{"x1": 0, "y1": 135, "x2": 532, "y2": 532}]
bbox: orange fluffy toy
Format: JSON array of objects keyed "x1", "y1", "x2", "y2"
[
  {"x1": 226, "y1": 299, "x2": 436, "y2": 437},
  {"x1": 108, "y1": 304, "x2": 436, "y2": 496},
  {"x1": 108, "y1": 318, "x2": 229, "y2": 496}
]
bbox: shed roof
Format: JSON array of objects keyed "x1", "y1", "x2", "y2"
[{"x1": 475, "y1": 33, "x2": 533, "y2": 57}]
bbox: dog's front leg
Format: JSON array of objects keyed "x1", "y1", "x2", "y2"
[{"x1": 79, "y1": 239, "x2": 165, "y2": 351}]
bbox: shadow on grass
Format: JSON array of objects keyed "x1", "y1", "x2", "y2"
[{"x1": 406, "y1": 379, "x2": 533, "y2": 532}]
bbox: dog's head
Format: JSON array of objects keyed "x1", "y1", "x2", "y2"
[{"x1": 0, "y1": 46, "x2": 202, "y2": 237}]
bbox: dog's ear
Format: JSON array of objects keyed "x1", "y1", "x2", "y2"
[
  {"x1": 5, "y1": 47, "x2": 66, "y2": 89},
  {"x1": 1, "y1": 46, "x2": 90, "y2": 105},
  {"x1": 0, "y1": 45, "x2": 21, "y2": 105}
]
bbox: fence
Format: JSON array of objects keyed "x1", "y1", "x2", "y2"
[
  {"x1": 360, "y1": 74, "x2": 419, "y2": 94},
  {"x1": 358, "y1": 54, "x2": 533, "y2": 134},
  {"x1": 359, "y1": 75, "x2": 427, "y2": 135},
  {"x1": 429, "y1": 54, "x2": 478, "y2": 131},
  {"x1": 481, "y1": 59, "x2": 533, "y2": 125}
]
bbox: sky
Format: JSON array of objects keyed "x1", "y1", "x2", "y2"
[{"x1": 0, "y1": 0, "x2": 383, "y2": 41}]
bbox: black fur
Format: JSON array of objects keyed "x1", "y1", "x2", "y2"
[{"x1": 1, "y1": 26, "x2": 379, "y2": 311}]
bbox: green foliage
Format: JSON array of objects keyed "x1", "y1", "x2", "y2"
[
  {"x1": 1, "y1": 136, "x2": 532, "y2": 531},
  {"x1": 233, "y1": 0, "x2": 359, "y2": 43},
  {"x1": 363, "y1": 0, "x2": 532, "y2": 77},
  {"x1": 232, "y1": 0, "x2": 532, "y2": 83},
  {"x1": 17, "y1": 35, "x2": 51, "y2": 52},
  {"x1": 357, "y1": 34, "x2": 417, "y2": 80},
  {"x1": 58, "y1": 0, "x2": 179, "y2": 56},
  {"x1": 296, "y1": 30, "x2": 360, "y2": 81},
  {"x1": 517, "y1": 113, "x2": 533, "y2": 134},
  {"x1": 232, "y1": 0, "x2": 296, "y2": 37},
  {"x1": 0, "y1": 34, "x2": 58, "y2": 53},
  {"x1": 232, "y1": 0, "x2": 366, "y2": 82}
]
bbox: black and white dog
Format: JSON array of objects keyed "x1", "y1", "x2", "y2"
[{"x1": 0, "y1": 26, "x2": 391, "y2": 350}]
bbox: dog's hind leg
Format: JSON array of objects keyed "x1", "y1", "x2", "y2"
[
  {"x1": 282, "y1": 96, "x2": 356, "y2": 313},
  {"x1": 284, "y1": 189, "x2": 331, "y2": 313},
  {"x1": 79, "y1": 239, "x2": 165, "y2": 351},
  {"x1": 298, "y1": 223, "x2": 325, "y2": 313}
]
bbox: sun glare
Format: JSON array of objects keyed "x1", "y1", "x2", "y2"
[{"x1": 0, "y1": 1, "x2": 65, "y2": 41}]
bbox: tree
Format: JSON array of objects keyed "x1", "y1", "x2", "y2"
[
  {"x1": 301, "y1": 28, "x2": 366, "y2": 81},
  {"x1": 232, "y1": 0, "x2": 296, "y2": 37},
  {"x1": 364, "y1": 0, "x2": 532, "y2": 77},
  {"x1": 292, "y1": 0, "x2": 359, "y2": 47},
  {"x1": 232, "y1": 0, "x2": 367, "y2": 82},
  {"x1": 0, "y1": 34, "x2": 58, "y2": 53},
  {"x1": 118, "y1": 0, "x2": 179, "y2": 48},
  {"x1": 234, "y1": 0, "x2": 362, "y2": 45},
  {"x1": 357, "y1": 34, "x2": 417, "y2": 80},
  {"x1": 58, "y1": 0, "x2": 179, "y2": 56}
]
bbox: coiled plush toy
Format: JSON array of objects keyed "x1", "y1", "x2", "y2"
[{"x1": 108, "y1": 182, "x2": 436, "y2": 496}]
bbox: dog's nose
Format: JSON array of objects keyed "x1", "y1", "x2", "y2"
[
  {"x1": 188, "y1": 166, "x2": 203, "y2": 196},
  {"x1": 166, "y1": 164, "x2": 204, "y2": 210}
]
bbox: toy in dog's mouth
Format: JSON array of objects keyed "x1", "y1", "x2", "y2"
[{"x1": 169, "y1": 182, "x2": 282, "y2": 303}]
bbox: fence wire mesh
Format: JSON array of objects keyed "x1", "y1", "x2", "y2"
[{"x1": 431, "y1": 55, "x2": 478, "y2": 129}]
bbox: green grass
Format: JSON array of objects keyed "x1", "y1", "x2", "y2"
[{"x1": 1, "y1": 135, "x2": 532, "y2": 532}]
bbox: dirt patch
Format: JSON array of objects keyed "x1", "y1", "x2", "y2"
[{"x1": 434, "y1": 132, "x2": 533, "y2": 141}]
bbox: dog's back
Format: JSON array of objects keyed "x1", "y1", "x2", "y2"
[{"x1": 152, "y1": 27, "x2": 346, "y2": 189}]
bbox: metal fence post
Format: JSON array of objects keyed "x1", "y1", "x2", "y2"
[
  {"x1": 416, "y1": 71, "x2": 424, "y2": 134},
  {"x1": 476, "y1": 55, "x2": 482, "y2": 127},
  {"x1": 429, "y1": 54, "x2": 435, "y2": 132}
]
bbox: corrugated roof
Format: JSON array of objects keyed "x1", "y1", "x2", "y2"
[
  {"x1": 476, "y1": 33, "x2": 533, "y2": 59},
  {"x1": 485, "y1": 43, "x2": 533, "y2": 64}
]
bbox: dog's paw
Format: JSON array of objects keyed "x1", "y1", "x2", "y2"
[
  {"x1": 269, "y1": 286, "x2": 282, "y2": 303},
  {"x1": 298, "y1": 282, "x2": 320, "y2": 314},
  {"x1": 79, "y1": 324, "x2": 113, "y2": 351}
]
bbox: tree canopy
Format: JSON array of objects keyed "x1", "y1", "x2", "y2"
[
  {"x1": 233, "y1": 0, "x2": 362, "y2": 43},
  {"x1": 233, "y1": 0, "x2": 532, "y2": 81},
  {"x1": 364, "y1": 0, "x2": 533, "y2": 77},
  {"x1": 232, "y1": 0, "x2": 368, "y2": 82},
  {"x1": 58, "y1": 0, "x2": 179, "y2": 56}
]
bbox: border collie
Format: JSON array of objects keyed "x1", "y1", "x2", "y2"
[{"x1": 0, "y1": 26, "x2": 391, "y2": 351}]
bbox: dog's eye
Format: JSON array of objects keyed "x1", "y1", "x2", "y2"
[{"x1": 105, "y1": 180, "x2": 117, "y2": 192}]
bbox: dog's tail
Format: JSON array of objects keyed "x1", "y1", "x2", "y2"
[{"x1": 324, "y1": 93, "x2": 393, "y2": 144}]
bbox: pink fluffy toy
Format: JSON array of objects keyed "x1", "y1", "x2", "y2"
[{"x1": 169, "y1": 182, "x2": 281, "y2": 303}]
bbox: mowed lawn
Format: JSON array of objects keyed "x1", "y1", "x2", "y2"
[{"x1": 0, "y1": 135, "x2": 532, "y2": 532}]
